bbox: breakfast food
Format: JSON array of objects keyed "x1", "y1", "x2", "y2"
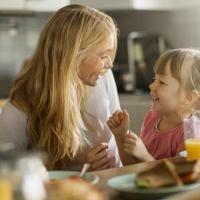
[
  {"x1": 46, "y1": 178, "x2": 104, "y2": 200},
  {"x1": 135, "y1": 158, "x2": 200, "y2": 188}
]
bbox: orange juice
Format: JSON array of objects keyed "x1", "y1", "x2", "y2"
[
  {"x1": 0, "y1": 178, "x2": 13, "y2": 200},
  {"x1": 185, "y1": 139, "x2": 200, "y2": 160}
]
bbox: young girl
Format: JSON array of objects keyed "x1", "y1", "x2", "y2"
[{"x1": 107, "y1": 48, "x2": 200, "y2": 165}]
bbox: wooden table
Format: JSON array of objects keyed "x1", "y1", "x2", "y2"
[
  {"x1": 92, "y1": 160, "x2": 161, "y2": 200},
  {"x1": 93, "y1": 160, "x2": 157, "y2": 189},
  {"x1": 91, "y1": 158, "x2": 200, "y2": 200}
]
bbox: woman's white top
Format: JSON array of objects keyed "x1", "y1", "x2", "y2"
[{"x1": 0, "y1": 70, "x2": 122, "y2": 170}]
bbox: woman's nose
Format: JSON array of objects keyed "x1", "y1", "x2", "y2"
[{"x1": 105, "y1": 57, "x2": 113, "y2": 69}]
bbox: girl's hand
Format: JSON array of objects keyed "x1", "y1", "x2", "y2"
[
  {"x1": 107, "y1": 110, "x2": 130, "y2": 137},
  {"x1": 84, "y1": 143, "x2": 109, "y2": 171},
  {"x1": 124, "y1": 131, "x2": 154, "y2": 162}
]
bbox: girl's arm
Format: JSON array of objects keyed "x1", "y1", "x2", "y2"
[
  {"x1": 107, "y1": 110, "x2": 141, "y2": 165},
  {"x1": 124, "y1": 131, "x2": 155, "y2": 162},
  {"x1": 114, "y1": 133, "x2": 141, "y2": 165}
]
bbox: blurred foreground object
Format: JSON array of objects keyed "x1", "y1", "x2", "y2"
[
  {"x1": 46, "y1": 178, "x2": 104, "y2": 200},
  {"x1": 184, "y1": 109, "x2": 200, "y2": 160},
  {"x1": 0, "y1": 99, "x2": 8, "y2": 114},
  {"x1": 0, "y1": 177, "x2": 13, "y2": 200},
  {"x1": 0, "y1": 149, "x2": 48, "y2": 200}
]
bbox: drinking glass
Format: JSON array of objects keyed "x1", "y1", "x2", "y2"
[{"x1": 183, "y1": 110, "x2": 200, "y2": 160}]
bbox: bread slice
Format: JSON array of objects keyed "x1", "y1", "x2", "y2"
[
  {"x1": 135, "y1": 158, "x2": 200, "y2": 188},
  {"x1": 135, "y1": 159, "x2": 180, "y2": 188}
]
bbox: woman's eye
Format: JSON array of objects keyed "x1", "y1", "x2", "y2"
[
  {"x1": 159, "y1": 81, "x2": 165, "y2": 85},
  {"x1": 101, "y1": 55, "x2": 108, "y2": 59}
]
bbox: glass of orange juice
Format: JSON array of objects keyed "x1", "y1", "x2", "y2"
[
  {"x1": 184, "y1": 112, "x2": 200, "y2": 160},
  {"x1": 0, "y1": 178, "x2": 13, "y2": 200}
]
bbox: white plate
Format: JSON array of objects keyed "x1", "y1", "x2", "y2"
[
  {"x1": 107, "y1": 173, "x2": 200, "y2": 200},
  {"x1": 49, "y1": 171, "x2": 99, "y2": 185}
]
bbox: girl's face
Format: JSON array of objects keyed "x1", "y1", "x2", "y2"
[
  {"x1": 149, "y1": 63, "x2": 186, "y2": 115},
  {"x1": 78, "y1": 34, "x2": 114, "y2": 86}
]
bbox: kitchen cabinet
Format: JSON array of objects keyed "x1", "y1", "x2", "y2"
[
  {"x1": 71, "y1": 0, "x2": 200, "y2": 10},
  {"x1": 71, "y1": 0, "x2": 134, "y2": 10},
  {"x1": 0, "y1": 0, "x2": 70, "y2": 12},
  {"x1": 119, "y1": 94, "x2": 151, "y2": 135},
  {"x1": 0, "y1": 0, "x2": 25, "y2": 10},
  {"x1": 133, "y1": 0, "x2": 200, "y2": 10},
  {"x1": 24, "y1": 0, "x2": 70, "y2": 12}
]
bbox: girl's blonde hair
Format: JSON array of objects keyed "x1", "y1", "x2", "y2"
[
  {"x1": 154, "y1": 48, "x2": 200, "y2": 93},
  {"x1": 10, "y1": 4, "x2": 118, "y2": 169}
]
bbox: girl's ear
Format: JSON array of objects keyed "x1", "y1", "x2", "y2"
[
  {"x1": 192, "y1": 91, "x2": 200, "y2": 109},
  {"x1": 186, "y1": 90, "x2": 200, "y2": 106}
]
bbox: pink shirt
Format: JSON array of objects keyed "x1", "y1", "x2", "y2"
[{"x1": 140, "y1": 111, "x2": 185, "y2": 159}]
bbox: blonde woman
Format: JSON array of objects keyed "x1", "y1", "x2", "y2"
[
  {"x1": 0, "y1": 4, "x2": 122, "y2": 170},
  {"x1": 108, "y1": 48, "x2": 200, "y2": 165}
]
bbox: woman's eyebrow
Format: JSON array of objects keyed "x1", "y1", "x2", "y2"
[{"x1": 101, "y1": 49, "x2": 112, "y2": 54}]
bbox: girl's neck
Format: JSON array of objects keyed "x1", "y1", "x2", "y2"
[{"x1": 157, "y1": 109, "x2": 193, "y2": 131}]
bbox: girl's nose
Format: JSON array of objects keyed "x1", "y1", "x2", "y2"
[{"x1": 149, "y1": 81, "x2": 156, "y2": 91}]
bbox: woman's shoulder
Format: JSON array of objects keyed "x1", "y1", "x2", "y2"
[
  {"x1": 1, "y1": 101, "x2": 26, "y2": 117},
  {"x1": 0, "y1": 101, "x2": 27, "y2": 127},
  {"x1": 0, "y1": 101, "x2": 28, "y2": 149}
]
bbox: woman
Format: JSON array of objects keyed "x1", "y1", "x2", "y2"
[{"x1": 0, "y1": 4, "x2": 121, "y2": 170}]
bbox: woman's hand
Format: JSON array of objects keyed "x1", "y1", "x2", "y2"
[
  {"x1": 84, "y1": 143, "x2": 109, "y2": 171},
  {"x1": 124, "y1": 131, "x2": 154, "y2": 162},
  {"x1": 107, "y1": 110, "x2": 130, "y2": 137}
]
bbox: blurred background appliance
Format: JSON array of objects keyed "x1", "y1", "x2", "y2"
[{"x1": 127, "y1": 32, "x2": 167, "y2": 93}]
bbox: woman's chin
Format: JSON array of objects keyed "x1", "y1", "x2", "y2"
[{"x1": 81, "y1": 78, "x2": 97, "y2": 87}]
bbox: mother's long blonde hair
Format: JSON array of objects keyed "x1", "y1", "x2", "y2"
[{"x1": 10, "y1": 4, "x2": 118, "y2": 169}]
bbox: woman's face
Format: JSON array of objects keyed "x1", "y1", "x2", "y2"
[{"x1": 78, "y1": 34, "x2": 114, "y2": 86}]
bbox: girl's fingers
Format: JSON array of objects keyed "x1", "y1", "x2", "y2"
[
  {"x1": 113, "y1": 111, "x2": 122, "y2": 125},
  {"x1": 118, "y1": 112, "x2": 124, "y2": 121},
  {"x1": 127, "y1": 131, "x2": 138, "y2": 140},
  {"x1": 107, "y1": 118, "x2": 119, "y2": 128},
  {"x1": 123, "y1": 109, "x2": 130, "y2": 121},
  {"x1": 124, "y1": 142, "x2": 135, "y2": 150},
  {"x1": 124, "y1": 137, "x2": 136, "y2": 144},
  {"x1": 110, "y1": 117, "x2": 120, "y2": 126}
]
